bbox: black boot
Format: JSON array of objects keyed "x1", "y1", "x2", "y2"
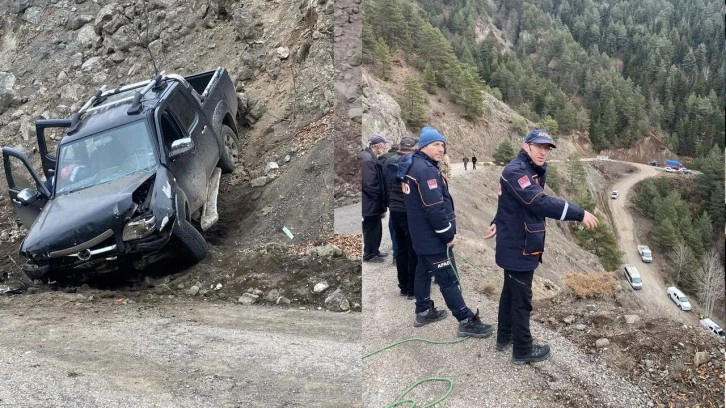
[
  {"x1": 413, "y1": 307, "x2": 448, "y2": 327},
  {"x1": 457, "y1": 309, "x2": 494, "y2": 338},
  {"x1": 512, "y1": 344, "x2": 551, "y2": 365}
]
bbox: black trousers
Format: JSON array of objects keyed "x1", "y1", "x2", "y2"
[
  {"x1": 414, "y1": 251, "x2": 472, "y2": 321},
  {"x1": 497, "y1": 269, "x2": 534, "y2": 357},
  {"x1": 390, "y1": 211, "x2": 416, "y2": 295},
  {"x1": 362, "y1": 215, "x2": 382, "y2": 259}
]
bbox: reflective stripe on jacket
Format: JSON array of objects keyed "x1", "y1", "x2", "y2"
[{"x1": 492, "y1": 150, "x2": 584, "y2": 271}]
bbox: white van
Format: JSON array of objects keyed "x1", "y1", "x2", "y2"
[
  {"x1": 623, "y1": 265, "x2": 642, "y2": 289},
  {"x1": 667, "y1": 286, "x2": 692, "y2": 311},
  {"x1": 700, "y1": 318, "x2": 726, "y2": 341}
]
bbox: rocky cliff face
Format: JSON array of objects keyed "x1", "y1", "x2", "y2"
[{"x1": 0, "y1": 0, "x2": 337, "y2": 249}]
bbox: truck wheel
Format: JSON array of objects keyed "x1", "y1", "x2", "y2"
[
  {"x1": 218, "y1": 125, "x2": 238, "y2": 174},
  {"x1": 172, "y1": 218, "x2": 208, "y2": 264}
]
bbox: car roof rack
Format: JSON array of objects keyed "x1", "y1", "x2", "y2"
[{"x1": 66, "y1": 71, "x2": 168, "y2": 134}]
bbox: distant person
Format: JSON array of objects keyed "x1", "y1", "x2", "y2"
[
  {"x1": 484, "y1": 129, "x2": 598, "y2": 365},
  {"x1": 361, "y1": 135, "x2": 389, "y2": 263},
  {"x1": 384, "y1": 136, "x2": 419, "y2": 298},
  {"x1": 398, "y1": 126, "x2": 493, "y2": 338},
  {"x1": 463, "y1": 156, "x2": 469, "y2": 170},
  {"x1": 471, "y1": 155, "x2": 477, "y2": 170}
]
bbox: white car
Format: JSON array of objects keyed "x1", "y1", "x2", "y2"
[
  {"x1": 667, "y1": 286, "x2": 692, "y2": 311},
  {"x1": 700, "y1": 318, "x2": 726, "y2": 341},
  {"x1": 664, "y1": 167, "x2": 675, "y2": 173},
  {"x1": 610, "y1": 190, "x2": 619, "y2": 199}
]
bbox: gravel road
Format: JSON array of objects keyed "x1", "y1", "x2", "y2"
[
  {"x1": 334, "y1": 203, "x2": 362, "y2": 234},
  {"x1": 0, "y1": 295, "x2": 361, "y2": 408},
  {"x1": 606, "y1": 162, "x2": 695, "y2": 325}
]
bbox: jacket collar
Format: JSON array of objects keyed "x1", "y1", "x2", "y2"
[{"x1": 414, "y1": 150, "x2": 439, "y2": 167}]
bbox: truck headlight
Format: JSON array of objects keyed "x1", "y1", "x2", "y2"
[{"x1": 122, "y1": 215, "x2": 157, "y2": 241}]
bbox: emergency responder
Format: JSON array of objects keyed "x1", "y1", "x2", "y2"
[
  {"x1": 484, "y1": 129, "x2": 599, "y2": 364},
  {"x1": 399, "y1": 126, "x2": 493, "y2": 338},
  {"x1": 362, "y1": 134, "x2": 389, "y2": 262},
  {"x1": 383, "y1": 136, "x2": 419, "y2": 298}
]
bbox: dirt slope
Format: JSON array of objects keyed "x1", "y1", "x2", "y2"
[{"x1": 0, "y1": 0, "x2": 361, "y2": 307}]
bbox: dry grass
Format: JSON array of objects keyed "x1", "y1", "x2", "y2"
[{"x1": 564, "y1": 272, "x2": 619, "y2": 298}]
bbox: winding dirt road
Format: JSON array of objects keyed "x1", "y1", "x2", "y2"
[{"x1": 606, "y1": 162, "x2": 695, "y2": 325}]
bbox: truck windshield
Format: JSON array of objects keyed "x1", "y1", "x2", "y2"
[
  {"x1": 54, "y1": 121, "x2": 158, "y2": 195},
  {"x1": 632, "y1": 277, "x2": 641, "y2": 283}
]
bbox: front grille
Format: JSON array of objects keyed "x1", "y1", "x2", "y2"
[{"x1": 49, "y1": 229, "x2": 115, "y2": 258}]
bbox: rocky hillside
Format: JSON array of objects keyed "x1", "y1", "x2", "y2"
[
  {"x1": 0, "y1": 0, "x2": 335, "y2": 245},
  {"x1": 0, "y1": 1, "x2": 362, "y2": 311}
]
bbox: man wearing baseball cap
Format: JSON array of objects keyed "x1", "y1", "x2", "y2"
[
  {"x1": 484, "y1": 129, "x2": 598, "y2": 364},
  {"x1": 361, "y1": 134, "x2": 390, "y2": 262},
  {"x1": 398, "y1": 126, "x2": 494, "y2": 338}
]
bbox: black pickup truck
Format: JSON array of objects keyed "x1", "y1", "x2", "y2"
[{"x1": 2, "y1": 68, "x2": 240, "y2": 281}]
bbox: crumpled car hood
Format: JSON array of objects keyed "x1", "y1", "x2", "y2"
[{"x1": 22, "y1": 172, "x2": 154, "y2": 257}]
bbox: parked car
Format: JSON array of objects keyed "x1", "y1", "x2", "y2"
[
  {"x1": 2, "y1": 68, "x2": 241, "y2": 281},
  {"x1": 610, "y1": 190, "x2": 619, "y2": 199},
  {"x1": 679, "y1": 168, "x2": 692, "y2": 174},
  {"x1": 648, "y1": 160, "x2": 658, "y2": 166},
  {"x1": 667, "y1": 286, "x2": 692, "y2": 311},
  {"x1": 637, "y1": 245, "x2": 652, "y2": 263},
  {"x1": 699, "y1": 318, "x2": 726, "y2": 341},
  {"x1": 664, "y1": 167, "x2": 675, "y2": 173},
  {"x1": 623, "y1": 264, "x2": 642, "y2": 289}
]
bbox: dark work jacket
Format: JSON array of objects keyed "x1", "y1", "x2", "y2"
[
  {"x1": 383, "y1": 152, "x2": 409, "y2": 213},
  {"x1": 361, "y1": 147, "x2": 387, "y2": 217},
  {"x1": 399, "y1": 151, "x2": 455, "y2": 255},
  {"x1": 491, "y1": 149, "x2": 585, "y2": 272}
]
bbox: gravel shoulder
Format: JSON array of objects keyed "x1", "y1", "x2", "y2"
[{"x1": 0, "y1": 296, "x2": 362, "y2": 408}]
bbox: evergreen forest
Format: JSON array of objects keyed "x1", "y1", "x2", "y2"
[{"x1": 363, "y1": 0, "x2": 724, "y2": 159}]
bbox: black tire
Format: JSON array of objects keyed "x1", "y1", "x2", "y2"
[
  {"x1": 218, "y1": 125, "x2": 239, "y2": 174},
  {"x1": 172, "y1": 218, "x2": 208, "y2": 264}
]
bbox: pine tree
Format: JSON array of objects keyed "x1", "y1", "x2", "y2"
[
  {"x1": 422, "y1": 63, "x2": 437, "y2": 94},
  {"x1": 373, "y1": 37, "x2": 393, "y2": 81},
  {"x1": 459, "y1": 65, "x2": 484, "y2": 118},
  {"x1": 398, "y1": 76, "x2": 428, "y2": 127},
  {"x1": 547, "y1": 164, "x2": 560, "y2": 194},
  {"x1": 493, "y1": 140, "x2": 516, "y2": 165}
]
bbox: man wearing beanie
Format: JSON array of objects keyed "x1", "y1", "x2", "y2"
[
  {"x1": 397, "y1": 126, "x2": 494, "y2": 338},
  {"x1": 484, "y1": 129, "x2": 599, "y2": 364},
  {"x1": 361, "y1": 135, "x2": 390, "y2": 262}
]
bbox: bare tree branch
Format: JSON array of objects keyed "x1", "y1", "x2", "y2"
[{"x1": 698, "y1": 246, "x2": 725, "y2": 318}]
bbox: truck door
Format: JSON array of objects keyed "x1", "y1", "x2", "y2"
[
  {"x1": 157, "y1": 107, "x2": 206, "y2": 212},
  {"x1": 34, "y1": 119, "x2": 72, "y2": 181},
  {"x1": 1, "y1": 147, "x2": 52, "y2": 228}
]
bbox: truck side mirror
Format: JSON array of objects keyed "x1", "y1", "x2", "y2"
[
  {"x1": 169, "y1": 137, "x2": 194, "y2": 159},
  {"x1": 16, "y1": 188, "x2": 40, "y2": 206}
]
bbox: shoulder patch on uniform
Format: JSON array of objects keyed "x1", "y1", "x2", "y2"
[
  {"x1": 518, "y1": 175, "x2": 531, "y2": 189},
  {"x1": 427, "y1": 179, "x2": 438, "y2": 189}
]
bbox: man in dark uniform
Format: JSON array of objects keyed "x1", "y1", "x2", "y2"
[
  {"x1": 484, "y1": 129, "x2": 598, "y2": 364},
  {"x1": 384, "y1": 136, "x2": 419, "y2": 298},
  {"x1": 471, "y1": 155, "x2": 477, "y2": 170},
  {"x1": 361, "y1": 134, "x2": 389, "y2": 263},
  {"x1": 398, "y1": 127, "x2": 493, "y2": 338}
]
